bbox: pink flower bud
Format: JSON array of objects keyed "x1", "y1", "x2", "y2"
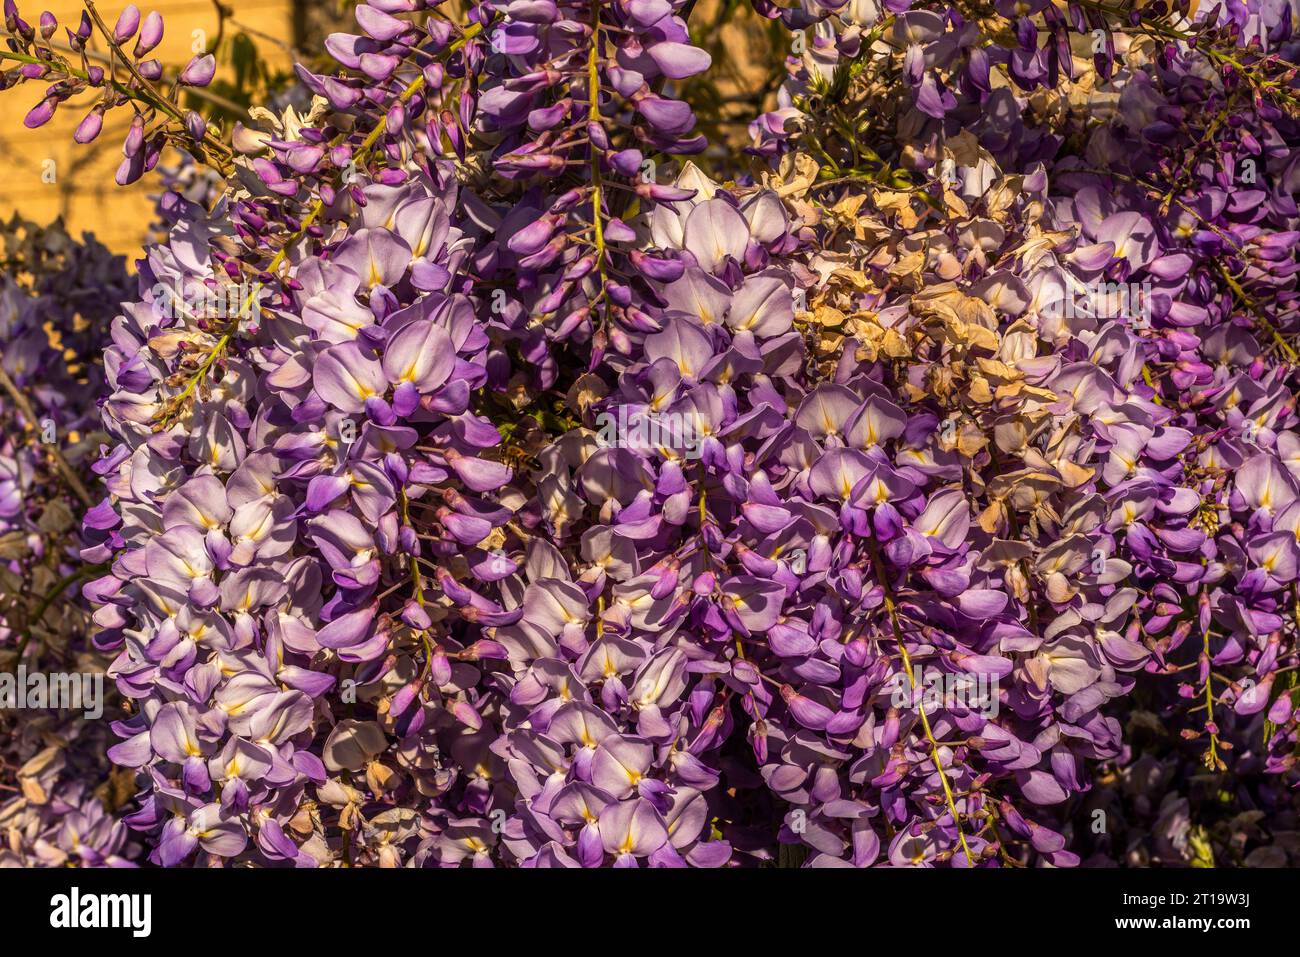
[
  {"x1": 23, "y1": 98, "x2": 56, "y2": 128},
  {"x1": 115, "y1": 151, "x2": 144, "y2": 185},
  {"x1": 179, "y1": 53, "x2": 215, "y2": 86},
  {"x1": 134, "y1": 10, "x2": 162, "y2": 55},
  {"x1": 73, "y1": 108, "x2": 103, "y2": 143},
  {"x1": 112, "y1": 4, "x2": 139, "y2": 43},
  {"x1": 122, "y1": 115, "x2": 144, "y2": 157},
  {"x1": 184, "y1": 110, "x2": 206, "y2": 143}
]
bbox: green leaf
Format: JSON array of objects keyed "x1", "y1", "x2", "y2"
[
  {"x1": 1188, "y1": 826, "x2": 1216, "y2": 868},
  {"x1": 777, "y1": 842, "x2": 809, "y2": 868},
  {"x1": 0, "y1": 531, "x2": 29, "y2": 560}
]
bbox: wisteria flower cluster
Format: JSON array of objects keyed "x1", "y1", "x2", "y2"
[{"x1": 2, "y1": 0, "x2": 1300, "y2": 868}]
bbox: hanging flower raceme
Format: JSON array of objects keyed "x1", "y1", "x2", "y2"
[
  {"x1": 0, "y1": 0, "x2": 1294, "y2": 868},
  {"x1": 1041, "y1": 6, "x2": 1300, "y2": 783},
  {"x1": 463, "y1": 0, "x2": 721, "y2": 384},
  {"x1": 89, "y1": 95, "x2": 531, "y2": 862}
]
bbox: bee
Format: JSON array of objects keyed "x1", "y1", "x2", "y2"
[{"x1": 500, "y1": 443, "x2": 540, "y2": 474}]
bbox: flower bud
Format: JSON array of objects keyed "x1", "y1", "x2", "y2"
[
  {"x1": 122, "y1": 115, "x2": 144, "y2": 157},
  {"x1": 135, "y1": 10, "x2": 163, "y2": 55},
  {"x1": 179, "y1": 53, "x2": 215, "y2": 86},
  {"x1": 23, "y1": 97, "x2": 56, "y2": 129},
  {"x1": 184, "y1": 110, "x2": 206, "y2": 143},
  {"x1": 73, "y1": 108, "x2": 103, "y2": 143},
  {"x1": 112, "y1": 4, "x2": 140, "y2": 43}
]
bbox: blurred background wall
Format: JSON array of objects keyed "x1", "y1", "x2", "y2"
[{"x1": 0, "y1": 0, "x2": 349, "y2": 255}]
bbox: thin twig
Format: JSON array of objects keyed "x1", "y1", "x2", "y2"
[
  {"x1": 0, "y1": 364, "x2": 94, "y2": 508},
  {"x1": 865, "y1": 537, "x2": 976, "y2": 866}
]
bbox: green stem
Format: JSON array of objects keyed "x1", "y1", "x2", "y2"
[
  {"x1": 587, "y1": 6, "x2": 609, "y2": 324},
  {"x1": 865, "y1": 538, "x2": 975, "y2": 866},
  {"x1": 10, "y1": 562, "x2": 107, "y2": 664},
  {"x1": 0, "y1": 31, "x2": 232, "y2": 164},
  {"x1": 0, "y1": 363, "x2": 93, "y2": 507}
]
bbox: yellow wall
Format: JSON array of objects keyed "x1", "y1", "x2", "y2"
[{"x1": 0, "y1": 0, "x2": 294, "y2": 255}]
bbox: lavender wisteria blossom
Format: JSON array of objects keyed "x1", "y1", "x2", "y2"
[
  {"x1": 0, "y1": 0, "x2": 1298, "y2": 869},
  {"x1": 736, "y1": 0, "x2": 1300, "y2": 864}
]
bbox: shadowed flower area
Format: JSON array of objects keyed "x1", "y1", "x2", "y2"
[{"x1": 0, "y1": 216, "x2": 136, "y2": 866}]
